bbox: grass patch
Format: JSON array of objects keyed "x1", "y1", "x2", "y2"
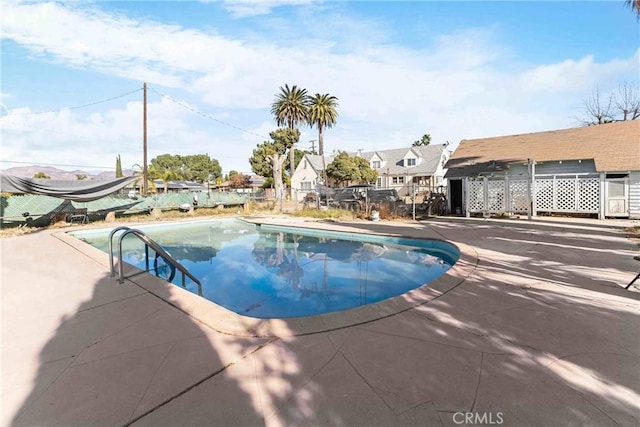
[{"x1": 290, "y1": 208, "x2": 356, "y2": 220}]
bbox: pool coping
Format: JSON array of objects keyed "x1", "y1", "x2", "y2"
[{"x1": 54, "y1": 217, "x2": 478, "y2": 338}]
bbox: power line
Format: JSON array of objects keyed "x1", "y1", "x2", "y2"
[
  {"x1": 0, "y1": 87, "x2": 144, "y2": 117},
  {"x1": 147, "y1": 86, "x2": 268, "y2": 140}
]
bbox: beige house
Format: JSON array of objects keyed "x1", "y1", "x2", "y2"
[{"x1": 445, "y1": 120, "x2": 640, "y2": 219}]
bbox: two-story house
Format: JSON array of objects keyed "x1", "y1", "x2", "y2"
[{"x1": 291, "y1": 144, "x2": 450, "y2": 199}]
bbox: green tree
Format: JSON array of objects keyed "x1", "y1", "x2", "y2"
[
  {"x1": 149, "y1": 154, "x2": 222, "y2": 183},
  {"x1": 76, "y1": 174, "x2": 87, "y2": 180},
  {"x1": 271, "y1": 84, "x2": 310, "y2": 177},
  {"x1": 412, "y1": 134, "x2": 432, "y2": 147},
  {"x1": 148, "y1": 164, "x2": 181, "y2": 193},
  {"x1": 115, "y1": 154, "x2": 123, "y2": 178},
  {"x1": 326, "y1": 152, "x2": 378, "y2": 185},
  {"x1": 249, "y1": 128, "x2": 300, "y2": 205},
  {"x1": 131, "y1": 164, "x2": 157, "y2": 194},
  {"x1": 33, "y1": 172, "x2": 50, "y2": 179},
  {"x1": 308, "y1": 93, "x2": 339, "y2": 156}
]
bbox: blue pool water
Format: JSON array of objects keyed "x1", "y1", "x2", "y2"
[{"x1": 72, "y1": 219, "x2": 459, "y2": 318}]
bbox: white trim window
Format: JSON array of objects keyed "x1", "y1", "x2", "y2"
[
  {"x1": 407, "y1": 158, "x2": 416, "y2": 166},
  {"x1": 372, "y1": 160, "x2": 381, "y2": 169},
  {"x1": 301, "y1": 182, "x2": 312, "y2": 190},
  {"x1": 392, "y1": 176, "x2": 405, "y2": 184}
]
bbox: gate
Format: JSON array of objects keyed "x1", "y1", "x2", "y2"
[{"x1": 466, "y1": 177, "x2": 529, "y2": 214}]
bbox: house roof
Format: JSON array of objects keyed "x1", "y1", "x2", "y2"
[
  {"x1": 305, "y1": 154, "x2": 336, "y2": 173},
  {"x1": 299, "y1": 145, "x2": 446, "y2": 177},
  {"x1": 445, "y1": 120, "x2": 640, "y2": 178},
  {"x1": 359, "y1": 145, "x2": 446, "y2": 175}
]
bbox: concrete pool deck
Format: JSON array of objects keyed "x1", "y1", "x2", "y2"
[{"x1": 2, "y1": 216, "x2": 639, "y2": 426}]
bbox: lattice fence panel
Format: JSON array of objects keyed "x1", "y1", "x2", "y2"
[
  {"x1": 577, "y1": 178, "x2": 600, "y2": 212},
  {"x1": 467, "y1": 180, "x2": 485, "y2": 212},
  {"x1": 535, "y1": 179, "x2": 554, "y2": 211},
  {"x1": 487, "y1": 180, "x2": 506, "y2": 212},
  {"x1": 555, "y1": 179, "x2": 576, "y2": 211},
  {"x1": 509, "y1": 180, "x2": 529, "y2": 212}
]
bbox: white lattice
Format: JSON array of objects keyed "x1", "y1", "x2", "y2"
[
  {"x1": 509, "y1": 180, "x2": 529, "y2": 212},
  {"x1": 555, "y1": 179, "x2": 576, "y2": 211},
  {"x1": 467, "y1": 180, "x2": 485, "y2": 211},
  {"x1": 535, "y1": 179, "x2": 554, "y2": 211},
  {"x1": 577, "y1": 178, "x2": 600, "y2": 212},
  {"x1": 467, "y1": 175, "x2": 599, "y2": 215},
  {"x1": 487, "y1": 180, "x2": 506, "y2": 212}
]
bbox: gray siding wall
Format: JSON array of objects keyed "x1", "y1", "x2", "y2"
[
  {"x1": 534, "y1": 160, "x2": 597, "y2": 175},
  {"x1": 630, "y1": 171, "x2": 640, "y2": 220}
]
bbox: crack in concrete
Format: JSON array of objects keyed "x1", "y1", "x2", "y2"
[
  {"x1": 129, "y1": 341, "x2": 176, "y2": 421},
  {"x1": 124, "y1": 337, "x2": 279, "y2": 427},
  {"x1": 470, "y1": 352, "x2": 484, "y2": 413}
]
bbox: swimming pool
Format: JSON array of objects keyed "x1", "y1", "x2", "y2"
[{"x1": 71, "y1": 218, "x2": 459, "y2": 319}]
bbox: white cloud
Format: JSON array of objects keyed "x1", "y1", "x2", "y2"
[
  {"x1": 521, "y1": 50, "x2": 640, "y2": 93},
  {"x1": 220, "y1": 0, "x2": 317, "y2": 18},
  {"x1": 2, "y1": 1, "x2": 638, "y2": 173}
]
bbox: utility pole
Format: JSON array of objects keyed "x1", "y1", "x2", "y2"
[{"x1": 143, "y1": 82, "x2": 148, "y2": 196}]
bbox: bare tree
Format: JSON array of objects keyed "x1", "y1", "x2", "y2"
[
  {"x1": 614, "y1": 82, "x2": 640, "y2": 121},
  {"x1": 578, "y1": 84, "x2": 639, "y2": 126},
  {"x1": 580, "y1": 87, "x2": 614, "y2": 125}
]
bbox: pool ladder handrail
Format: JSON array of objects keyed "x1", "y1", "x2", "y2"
[{"x1": 108, "y1": 226, "x2": 202, "y2": 294}]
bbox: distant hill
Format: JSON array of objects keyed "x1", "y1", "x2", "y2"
[{"x1": 0, "y1": 166, "x2": 133, "y2": 180}]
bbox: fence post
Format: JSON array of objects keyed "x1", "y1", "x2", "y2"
[
  {"x1": 465, "y1": 177, "x2": 470, "y2": 217},
  {"x1": 526, "y1": 159, "x2": 532, "y2": 220},
  {"x1": 412, "y1": 183, "x2": 416, "y2": 220}
]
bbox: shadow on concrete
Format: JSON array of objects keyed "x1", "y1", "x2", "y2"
[
  {"x1": 8, "y1": 268, "x2": 266, "y2": 425},
  {"x1": 5, "y1": 217, "x2": 640, "y2": 426}
]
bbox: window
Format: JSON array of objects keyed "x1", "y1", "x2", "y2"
[
  {"x1": 301, "y1": 182, "x2": 312, "y2": 190},
  {"x1": 407, "y1": 158, "x2": 416, "y2": 166},
  {"x1": 392, "y1": 176, "x2": 405, "y2": 184},
  {"x1": 372, "y1": 160, "x2": 381, "y2": 169},
  {"x1": 607, "y1": 181, "x2": 625, "y2": 198},
  {"x1": 376, "y1": 177, "x2": 382, "y2": 188}
]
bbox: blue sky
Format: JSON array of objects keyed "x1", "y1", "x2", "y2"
[{"x1": 1, "y1": 0, "x2": 638, "y2": 175}]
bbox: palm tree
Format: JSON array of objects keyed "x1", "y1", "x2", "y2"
[
  {"x1": 626, "y1": 0, "x2": 640, "y2": 18},
  {"x1": 132, "y1": 164, "x2": 157, "y2": 194},
  {"x1": 308, "y1": 93, "x2": 339, "y2": 156},
  {"x1": 271, "y1": 84, "x2": 310, "y2": 177},
  {"x1": 148, "y1": 165, "x2": 181, "y2": 193},
  {"x1": 271, "y1": 84, "x2": 310, "y2": 129}
]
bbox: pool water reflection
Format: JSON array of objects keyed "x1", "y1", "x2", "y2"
[{"x1": 73, "y1": 219, "x2": 459, "y2": 318}]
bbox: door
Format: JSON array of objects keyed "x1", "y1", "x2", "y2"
[
  {"x1": 605, "y1": 179, "x2": 628, "y2": 217},
  {"x1": 450, "y1": 179, "x2": 463, "y2": 215}
]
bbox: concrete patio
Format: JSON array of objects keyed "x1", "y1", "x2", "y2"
[{"x1": 2, "y1": 216, "x2": 639, "y2": 426}]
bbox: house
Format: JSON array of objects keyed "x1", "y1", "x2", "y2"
[
  {"x1": 444, "y1": 120, "x2": 640, "y2": 219},
  {"x1": 291, "y1": 145, "x2": 450, "y2": 200}
]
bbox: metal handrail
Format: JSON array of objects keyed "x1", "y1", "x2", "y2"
[
  {"x1": 108, "y1": 226, "x2": 131, "y2": 277},
  {"x1": 112, "y1": 228, "x2": 202, "y2": 295}
]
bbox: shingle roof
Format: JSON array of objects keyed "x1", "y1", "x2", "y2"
[
  {"x1": 305, "y1": 154, "x2": 336, "y2": 173},
  {"x1": 302, "y1": 145, "x2": 446, "y2": 176},
  {"x1": 303, "y1": 145, "x2": 446, "y2": 174},
  {"x1": 445, "y1": 120, "x2": 640, "y2": 177},
  {"x1": 358, "y1": 145, "x2": 445, "y2": 175}
]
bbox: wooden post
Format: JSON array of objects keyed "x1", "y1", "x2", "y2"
[{"x1": 143, "y1": 82, "x2": 148, "y2": 196}]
